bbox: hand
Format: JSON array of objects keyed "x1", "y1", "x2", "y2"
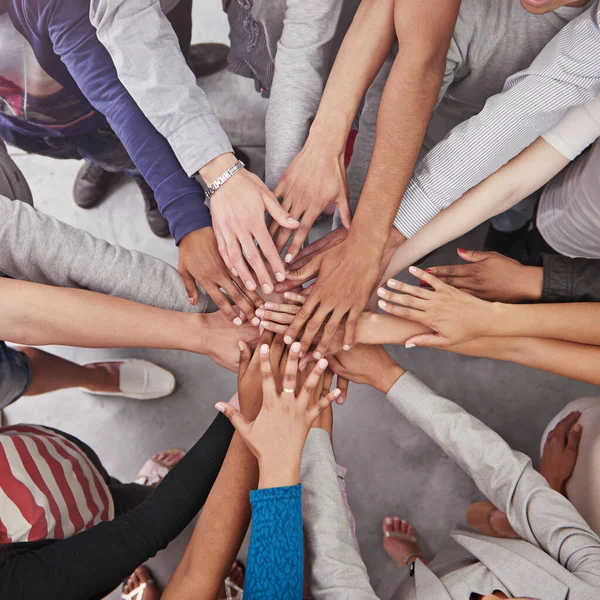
[
  {"x1": 328, "y1": 344, "x2": 404, "y2": 394},
  {"x1": 201, "y1": 153, "x2": 300, "y2": 294},
  {"x1": 285, "y1": 227, "x2": 348, "y2": 272},
  {"x1": 191, "y1": 311, "x2": 260, "y2": 372},
  {"x1": 268, "y1": 141, "x2": 351, "y2": 263},
  {"x1": 425, "y1": 249, "x2": 543, "y2": 303},
  {"x1": 377, "y1": 266, "x2": 496, "y2": 348},
  {"x1": 216, "y1": 342, "x2": 341, "y2": 488},
  {"x1": 255, "y1": 292, "x2": 351, "y2": 403},
  {"x1": 178, "y1": 227, "x2": 262, "y2": 324},
  {"x1": 539, "y1": 411, "x2": 583, "y2": 495},
  {"x1": 276, "y1": 235, "x2": 383, "y2": 356}
]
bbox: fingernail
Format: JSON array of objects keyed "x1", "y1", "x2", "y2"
[
  {"x1": 378, "y1": 300, "x2": 387, "y2": 308},
  {"x1": 299, "y1": 350, "x2": 305, "y2": 358},
  {"x1": 343, "y1": 344, "x2": 351, "y2": 351},
  {"x1": 215, "y1": 403, "x2": 225, "y2": 413},
  {"x1": 313, "y1": 351, "x2": 322, "y2": 360},
  {"x1": 284, "y1": 335, "x2": 293, "y2": 345},
  {"x1": 405, "y1": 342, "x2": 416, "y2": 349},
  {"x1": 425, "y1": 269, "x2": 433, "y2": 274},
  {"x1": 275, "y1": 272, "x2": 285, "y2": 282},
  {"x1": 337, "y1": 395, "x2": 345, "y2": 405},
  {"x1": 246, "y1": 280, "x2": 256, "y2": 290},
  {"x1": 288, "y1": 217, "x2": 299, "y2": 225},
  {"x1": 284, "y1": 292, "x2": 294, "y2": 299},
  {"x1": 420, "y1": 281, "x2": 426, "y2": 287},
  {"x1": 233, "y1": 317, "x2": 243, "y2": 326},
  {"x1": 387, "y1": 279, "x2": 397, "y2": 288},
  {"x1": 262, "y1": 283, "x2": 273, "y2": 294},
  {"x1": 408, "y1": 266, "x2": 418, "y2": 275},
  {"x1": 377, "y1": 287, "x2": 386, "y2": 297},
  {"x1": 255, "y1": 309, "x2": 264, "y2": 318},
  {"x1": 264, "y1": 303, "x2": 275, "y2": 310},
  {"x1": 252, "y1": 317, "x2": 260, "y2": 326},
  {"x1": 260, "y1": 344, "x2": 269, "y2": 354},
  {"x1": 238, "y1": 342, "x2": 245, "y2": 351},
  {"x1": 284, "y1": 253, "x2": 293, "y2": 263},
  {"x1": 333, "y1": 388, "x2": 341, "y2": 398},
  {"x1": 291, "y1": 342, "x2": 301, "y2": 353},
  {"x1": 457, "y1": 248, "x2": 466, "y2": 253},
  {"x1": 232, "y1": 268, "x2": 239, "y2": 277},
  {"x1": 318, "y1": 358, "x2": 328, "y2": 369}
]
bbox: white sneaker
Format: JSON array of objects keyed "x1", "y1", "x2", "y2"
[{"x1": 82, "y1": 359, "x2": 176, "y2": 400}]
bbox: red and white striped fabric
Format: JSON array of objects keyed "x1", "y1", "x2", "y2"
[{"x1": 0, "y1": 424, "x2": 114, "y2": 544}]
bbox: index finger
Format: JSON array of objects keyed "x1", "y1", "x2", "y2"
[
  {"x1": 408, "y1": 265, "x2": 444, "y2": 291},
  {"x1": 298, "y1": 358, "x2": 329, "y2": 407},
  {"x1": 425, "y1": 264, "x2": 475, "y2": 279},
  {"x1": 284, "y1": 212, "x2": 319, "y2": 264},
  {"x1": 254, "y1": 224, "x2": 287, "y2": 284}
]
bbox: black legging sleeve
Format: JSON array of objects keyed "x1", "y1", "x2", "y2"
[{"x1": 0, "y1": 414, "x2": 234, "y2": 600}]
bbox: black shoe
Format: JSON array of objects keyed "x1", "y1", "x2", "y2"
[
  {"x1": 73, "y1": 162, "x2": 121, "y2": 209},
  {"x1": 187, "y1": 43, "x2": 229, "y2": 78},
  {"x1": 483, "y1": 221, "x2": 532, "y2": 263},
  {"x1": 133, "y1": 178, "x2": 171, "y2": 238}
]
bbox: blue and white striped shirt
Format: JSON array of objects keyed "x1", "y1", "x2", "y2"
[{"x1": 394, "y1": 1, "x2": 600, "y2": 238}]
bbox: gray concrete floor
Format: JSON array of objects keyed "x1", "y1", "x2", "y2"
[{"x1": 4, "y1": 2, "x2": 600, "y2": 597}]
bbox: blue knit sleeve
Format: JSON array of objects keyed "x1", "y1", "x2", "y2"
[{"x1": 245, "y1": 485, "x2": 304, "y2": 599}]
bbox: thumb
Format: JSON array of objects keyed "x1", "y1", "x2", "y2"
[
  {"x1": 263, "y1": 192, "x2": 300, "y2": 229},
  {"x1": 337, "y1": 197, "x2": 352, "y2": 230},
  {"x1": 566, "y1": 424, "x2": 583, "y2": 452},
  {"x1": 457, "y1": 248, "x2": 490, "y2": 263},
  {"x1": 179, "y1": 268, "x2": 199, "y2": 306},
  {"x1": 286, "y1": 255, "x2": 321, "y2": 283},
  {"x1": 237, "y1": 341, "x2": 252, "y2": 381},
  {"x1": 405, "y1": 333, "x2": 451, "y2": 349},
  {"x1": 215, "y1": 402, "x2": 251, "y2": 436}
]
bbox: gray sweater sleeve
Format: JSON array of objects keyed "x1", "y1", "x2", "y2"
[
  {"x1": 0, "y1": 196, "x2": 209, "y2": 312},
  {"x1": 300, "y1": 429, "x2": 378, "y2": 600},
  {"x1": 89, "y1": 0, "x2": 233, "y2": 177},
  {"x1": 264, "y1": 0, "x2": 345, "y2": 189},
  {"x1": 386, "y1": 372, "x2": 600, "y2": 584}
]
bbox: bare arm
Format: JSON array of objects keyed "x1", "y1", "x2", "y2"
[
  {"x1": 381, "y1": 137, "x2": 569, "y2": 283},
  {"x1": 0, "y1": 278, "x2": 256, "y2": 372},
  {"x1": 354, "y1": 313, "x2": 600, "y2": 387}
]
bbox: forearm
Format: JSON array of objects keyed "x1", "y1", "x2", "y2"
[
  {"x1": 351, "y1": 47, "x2": 447, "y2": 248},
  {"x1": 307, "y1": 0, "x2": 396, "y2": 153},
  {"x1": 0, "y1": 196, "x2": 206, "y2": 312},
  {"x1": 0, "y1": 278, "x2": 212, "y2": 354},
  {"x1": 383, "y1": 138, "x2": 570, "y2": 282},
  {"x1": 163, "y1": 434, "x2": 258, "y2": 600},
  {"x1": 356, "y1": 313, "x2": 430, "y2": 345},
  {"x1": 90, "y1": 0, "x2": 232, "y2": 176},
  {"x1": 265, "y1": 0, "x2": 346, "y2": 188},
  {"x1": 486, "y1": 302, "x2": 600, "y2": 345},
  {"x1": 447, "y1": 336, "x2": 600, "y2": 387}
]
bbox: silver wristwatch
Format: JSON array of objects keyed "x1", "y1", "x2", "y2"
[{"x1": 196, "y1": 160, "x2": 245, "y2": 202}]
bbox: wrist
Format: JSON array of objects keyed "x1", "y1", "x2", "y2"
[
  {"x1": 520, "y1": 266, "x2": 543, "y2": 302},
  {"x1": 376, "y1": 363, "x2": 405, "y2": 394},
  {"x1": 182, "y1": 313, "x2": 212, "y2": 355},
  {"x1": 258, "y1": 457, "x2": 301, "y2": 489},
  {"x1": 544, "y1": 475, "x2": 566, "y2": 495},
  {"x1": 198, "y1": 152, "x2": 239, "y2": 183},
  {"x1": 307, "y1": 116, "x2": 350, "y2": 155}
]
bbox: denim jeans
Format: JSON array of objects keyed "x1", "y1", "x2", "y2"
[{"x1": 0, "y1": 341, "x2": 32, "y2": 410}]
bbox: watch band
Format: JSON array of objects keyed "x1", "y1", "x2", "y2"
[{"x1": 201, "y1": 160, "x2": 245, "y2": 200}]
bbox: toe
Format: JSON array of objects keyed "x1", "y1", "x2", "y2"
[
  {"x1": 407, "y1": 524, "x2": 416, "y2": 537},
  {"x1": 135, "y1": 566, "x2": 151, "y2": 582},
  {"x1": 382, "y1": 517, "x2": 394, "y2": 534},
  {"x1": 393, "y1": 517, "x2": 402, "y2": 533},
  {"x1": 400, "y1": 519, "x2": 408, "y2": 534}
]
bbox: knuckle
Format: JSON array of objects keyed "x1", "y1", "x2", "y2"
[
  {"x1": 306, "y1": 319, "x2": 321, "y2": 333},
  {"x1": 346, "y1": 317, "x2": 358, "y2": 329},
  {"x1": 324, "y1": 321, "x2": 338, "y2": 336},
  {"x1": 445, "y1": 276, "x2": 454, "y2": 286},
  {"x1": 446, "y1": 266, "x2": 455, "y2": 276},
  {"x1": 296, "y1": 308, "x2": 311, "y2": 321}
]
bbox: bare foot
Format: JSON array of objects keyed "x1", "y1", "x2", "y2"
[
  {"x1": 216, "y1": 560, "x2": 245, "y2": 599},
  {"x1": 382, "y1": 517, "x2": 422, "y2": 568},
  {"x1": 122, "y1": 566, "x2": 160, "y2": 600}
]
